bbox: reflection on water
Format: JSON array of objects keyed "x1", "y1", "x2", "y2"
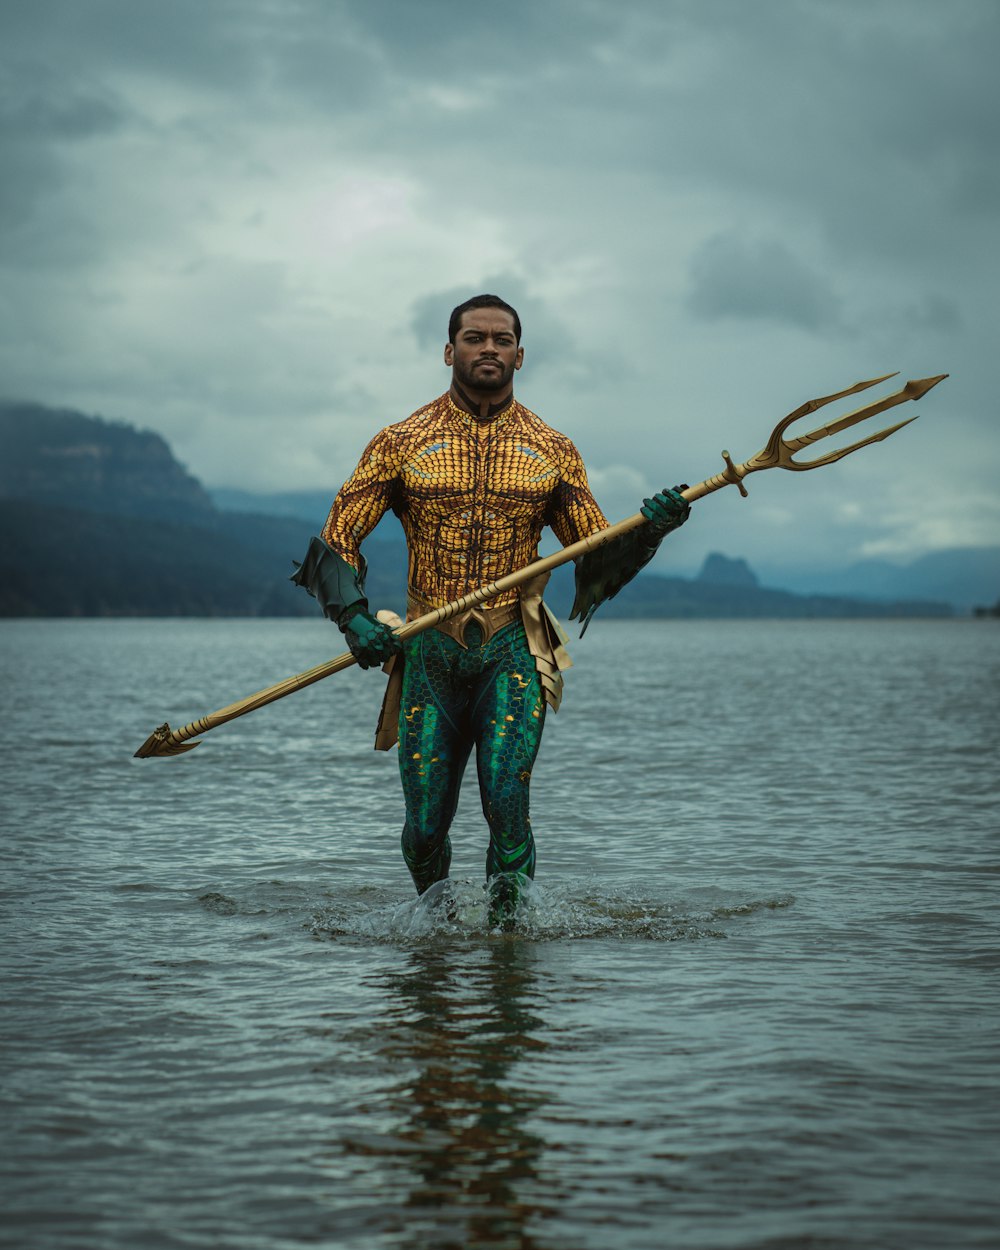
[{"x1": 350, "y1": 942, "x2": 550, "y2": 1250}]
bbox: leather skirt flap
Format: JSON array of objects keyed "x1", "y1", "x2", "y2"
[
  {"x1": 374, "y1": 652, "x2": 404, "y2": 751},
  {"x1": 519, "y1": 572, "x2": 572, "y2": 714}
]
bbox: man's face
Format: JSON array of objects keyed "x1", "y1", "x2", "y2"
[{"x1": 444, "y1": 308, "x2": 523, "y2": 394}]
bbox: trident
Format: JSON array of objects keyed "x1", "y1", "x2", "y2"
[{"x1": 134, "y1": 371, "x2": 946, "y2": 758}]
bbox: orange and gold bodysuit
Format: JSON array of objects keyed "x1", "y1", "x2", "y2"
[
  {"x1": 321, "y1": 391, "x2": 611, "y2": 902},
  {"x1": 307, "y1": 390, "x2": 684, "y2": 905},
  {"x1": 325, "y1": 390, "x2": 610, "y2": 900},
  {"x1": 321, "y1": 392, "x2": 608, "y2": 612}
]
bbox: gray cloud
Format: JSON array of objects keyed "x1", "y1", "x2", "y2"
[
  {"x1": 0, "y1": 0, "x2": 995, "y2": 564},
  {"x1": 904, "y1": 293, "x2": 964, "y2": 334},
  {"x1": 0, "y1": 65, "x2": 127, "y2": 142},
  {"x1": 686, "y1": 234, "x2": 841, "y2": 330},
  {"x1": 3, "y1": 0, "x2": 276, "y2": 90}
]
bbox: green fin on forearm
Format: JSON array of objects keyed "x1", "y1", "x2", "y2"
[
  {"x1": 291, "y1": 536, "x2": 368, "y2": 622},
  {"x1": 569, "y1": 526, "x2": 660, "y2": 635}
]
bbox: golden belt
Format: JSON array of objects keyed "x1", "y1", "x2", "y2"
[{"x1": 405, "y1": 590, "x2": 520, "y2": 649}]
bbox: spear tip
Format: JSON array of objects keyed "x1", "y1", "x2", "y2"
[
  {"x1": 134, "y1": 723, "x2": 201, "y2": 758},
  {"x1": 904, "y1": 373, "x2": 949, "y2": 400}
]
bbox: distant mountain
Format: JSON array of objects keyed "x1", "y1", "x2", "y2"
[
  {"x1": 756, "y1": 547, "x2": 1000, "y2": 613},
  {"x1": 210, "y1": 487, "x2": 334, "y2": 527},
  {"x1": 0, "y1": 400, "x2": 957, "y2": 619},
  {"x1": 1, "y1": 499, "x2": 268, "y2": 616},
  {"x1": 697, "y1": 552, "x2": 758, "y2": 588},
  {"x1": 822, "y1": 548, "x2": 1000, "y2": 612},
  {"x1": 0, "y1": 401, "x2": 214, "y2": 522},
  {"x1": 537, "y1": 555, "x2": 950, "y2": 622},
  {"x1": 0, "y1": 400, "x2": 386, "y2": 616},
  {"x1": 0, "y1": 499, "x2": 407, "y2": 618}
]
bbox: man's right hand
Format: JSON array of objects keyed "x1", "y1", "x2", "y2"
[{"x1": 339, "y1": 605, "x2": 403, "y2": 670}]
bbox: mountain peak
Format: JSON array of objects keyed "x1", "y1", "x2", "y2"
[{"x1": 697, "y1": 552, "x2": 759, "y2": 588}]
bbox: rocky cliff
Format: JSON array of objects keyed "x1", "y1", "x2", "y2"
[{"x1": 0, "y1": 401, "x2": 215, "y2": 521}]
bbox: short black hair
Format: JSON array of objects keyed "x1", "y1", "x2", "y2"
[{"x1": 448, "y1": 294, "x2": 521, "y2": 344}]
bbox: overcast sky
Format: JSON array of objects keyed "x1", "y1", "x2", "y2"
[{"x1": 1, "y1": 0, "x2": 996, "y2": 577}]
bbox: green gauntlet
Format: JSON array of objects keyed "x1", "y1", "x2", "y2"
[
  {"x1": 570, "y1": 484, "x2": 690, "y2": 634},
  {"x1": 339, "y1": 604, "x2": 403, "y2": 670},
  {"x1": 641, "y1": 486, "x2": 691, "y2": 537},
  {"x1": 291, "y1": 535, "x2": 402, "y2": 669}
]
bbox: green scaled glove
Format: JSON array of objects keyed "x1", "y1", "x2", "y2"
[
  {"x1": 339, "y1": 604, "x2": 403, "y2": 670},
  {"x1": 641, "y1": 485, "x2": 691, "y2": 536}
]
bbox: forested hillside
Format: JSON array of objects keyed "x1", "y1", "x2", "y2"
[
  {"x1": 0, "y1": 400, "x2": 954, "y2": 619},
  {"x1": 0, "y1": 401, "x2": 407, "y2": 616}
]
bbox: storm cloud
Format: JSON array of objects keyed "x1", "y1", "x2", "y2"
[{"x1": 1, "y1": 0, "x2": 996, "y2": 572}]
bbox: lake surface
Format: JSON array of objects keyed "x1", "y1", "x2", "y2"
[{"x1": 1, "y1": 617, "x2": 998, "y2": 1250}]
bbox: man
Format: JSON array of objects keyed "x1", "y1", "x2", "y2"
[{"x1": 294, "y1": 294, "x2": 690, "y2": 921}]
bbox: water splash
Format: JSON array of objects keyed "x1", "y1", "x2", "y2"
[{"x1": 309, "y1": 878, "x2": 795, "y2": 944}]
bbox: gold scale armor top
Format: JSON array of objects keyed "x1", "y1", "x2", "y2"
[
  {"x1": 322, "y1": 392, "x2": 608, "y2": 611},
  {"x1": 322, "y1": 392, "x2": 608, "y2": 737}
]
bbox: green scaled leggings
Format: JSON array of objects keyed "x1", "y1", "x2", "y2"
[{"x1": 398, "y1": 619, "x2": 546, "y2": 895}]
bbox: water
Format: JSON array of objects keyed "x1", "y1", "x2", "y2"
[{"x1": 1, "y1": 618, "x2": 998, "y2": 1249}]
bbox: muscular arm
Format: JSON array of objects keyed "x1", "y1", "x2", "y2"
[
  {"x1": 545, "y1": 438, "x2": 609, "y2": 547},
  {"x1": 321, "y1": 426, "x2": 402, "y2": 571},
  {"x1": 292, "y1": 425, "x2": 405, "y2": 666}
]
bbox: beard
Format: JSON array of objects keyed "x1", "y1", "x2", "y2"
[{"x1": 453, "y1": 355, "x2": 516, "y2": 394}]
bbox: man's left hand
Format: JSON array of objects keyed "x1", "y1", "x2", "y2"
[{"x1": 641, "y1": 485, "x2": 691, "y2": 537}]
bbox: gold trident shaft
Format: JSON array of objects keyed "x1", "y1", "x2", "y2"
[{"x1": 134, "y1": 371, "x2": 947, "y2": 758}]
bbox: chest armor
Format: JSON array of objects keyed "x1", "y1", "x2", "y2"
[{"x1": 399, "y1": 420, "x2": 560, "y2": 604}]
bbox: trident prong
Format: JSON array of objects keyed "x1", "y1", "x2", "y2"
[
  {"x1": 779, "y1": 373, "x2": 948, "y2": 468},
  {"x1": 134, "y1": 369, "x2": 946, "y2": 758},
  {"x1": 757, "y1": 373, "x2": 948, "y2": 473},
  {"x1": 684, "y1": 372, "x2": 949, "y2": 499}
]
